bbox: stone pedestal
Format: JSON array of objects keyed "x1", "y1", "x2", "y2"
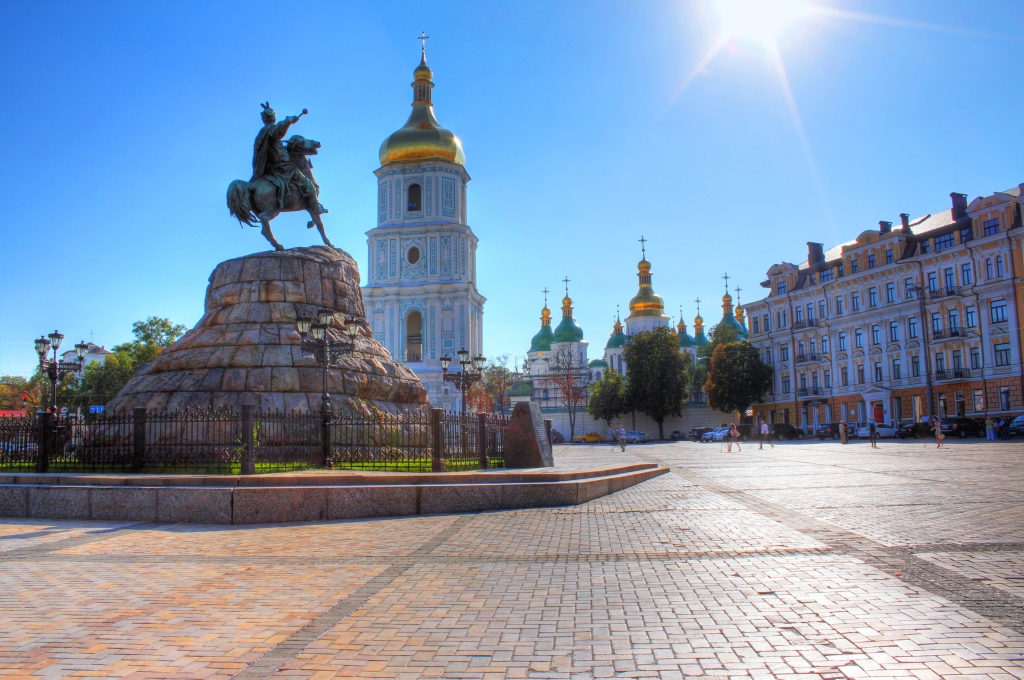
[
  {"x1": 106, "y1": 247, "x2": 427, "y2": 415},
  {"x1": 503, "y1": 402, "x2": 554, "y2": 468}
]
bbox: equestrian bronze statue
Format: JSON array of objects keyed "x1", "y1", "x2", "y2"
[{"x1": 227, "y1": 103, "x2": 333, "y2": 250}]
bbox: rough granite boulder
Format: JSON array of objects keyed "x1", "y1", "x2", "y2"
[{"x1": 106, "y1": 247, "x2": 428, "y2": 415}]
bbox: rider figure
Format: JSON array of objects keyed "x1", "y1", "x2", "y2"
[{"x1": 251, "y1": 103, "x2": 326, "y2": 214}]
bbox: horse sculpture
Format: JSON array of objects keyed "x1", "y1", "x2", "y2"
[{"x1": 226, "y1": 135, "x2": 333, "y2": 251}]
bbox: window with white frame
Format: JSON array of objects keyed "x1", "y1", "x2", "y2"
[
  {"x1": 892, "y1": 358, "x2": 901, "y2": 379},
  {"x1": 889, "y1": 322, "x2": 898, "y2": 342},
  {"x1": 838, "y1": 333, "x2": 846, "y2": 351},
  {"x1": 909, "y1": 316, "x2": 918, "y2": 338},
  {"x1": 994, "y1": 343, "x2": 1011, "y2": 367},
  {"x1": 852, "y1": 292, "x2": 861, "y2": 311},
  {"x1": 886, "y1": 283, "x2": 896, "y2": 303},
  {"x1": 911, "y1": 355, "x2": 920, "y2": 377},
  {"x1": 984, "y1": 218, "x2": 999, "y2": 236},
  {"x1": 970, "y1": 346, "x2": 981, "y2": 369},
  {"x1": 990, "y1": 300, "x2": 1007, "y2": 323},
  {"x1": 855, "y1": 328, "x2": 863, "y2": 348},
  {"x1": 966, "y1": 305, "x2": 976, "y2": 327},
  {"x1": 961, "y1": 263, "x2": 972, "y2": 286}
]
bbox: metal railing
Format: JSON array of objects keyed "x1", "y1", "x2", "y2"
[
  {"x1": 0, "y1": 407, "x2": 511, "y2": 474},
  {"x1": 934, "y1": 369, "x2": 972, "y2": 381},
  {"x1": 796, "y1": 387, "x2": 824, "y2": 398},
  {"x1": 793, "y1": 319, "x2": 818, "y2": 329},
  {"x1": 931, "y1": 328, "x2": 966, "y2": 340},
  {"x1": 929, "y1": 286, "x2": 962, "y2": 299},
  {"x1": 795, "y1": 352, "x2": 820, "y2": 363}
]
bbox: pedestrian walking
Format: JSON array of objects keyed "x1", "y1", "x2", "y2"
[
  {"x1": 607, "y1": 426, "x2": 616, "y2": 445},
  {"x1": 869, "y1": 421, "x2": 878, "y2": 449},
  {"x1": 1001, "y1": 418, "x2": 1012, "y2": 440},
  {"x1": 759, "y1": 420, "x2": 773, "y2": 450},
  {"x1": 729, "y1": 423, "x2": 742, "y2": 452},
  {"x1": 617, "y1": 427, "x2": 626, "y2": 452},
  {"x1": 840, "y1": 419, "x2": 848, "y2": 445},
  {"x1": 931, "y1": 421, "x2": 945, "y2": 448}
]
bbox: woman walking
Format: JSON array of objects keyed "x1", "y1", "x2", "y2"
[
  {"x1": 729, "y1": 423, "x2": 742, "y2": 452},
  {"x1": 931, "y1": 420, "x2": 945, "y2": 448}
]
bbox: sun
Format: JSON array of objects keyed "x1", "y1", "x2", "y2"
[{"x1": 715, "y1": 0, "x2": 811, "y2": 45}]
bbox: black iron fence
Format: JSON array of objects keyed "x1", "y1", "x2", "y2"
[{"x1": 0, "y1": 407, "x2": 510, "y2": 475}]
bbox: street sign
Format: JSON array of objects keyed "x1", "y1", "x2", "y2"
[
  {"x1": 60, "y1": 407, "x2": 69, "y2": 414},
  {"x1": 89, "y1": 405, "x2": 105, "y2": 414}
]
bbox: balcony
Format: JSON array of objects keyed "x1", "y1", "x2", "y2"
[
  {"x1": 931, "y1": 327, "x2": 966, "y2": 341},
  {"x1": 928, "y1": 286, "x2": 962, "y2": 300},
  {"x1": 795, "y1": 352, "x2": 820, "y2": 364},
  {"x1": 934, "y1": 368, "x2": 972, "y2": 381},
  {"x1": 404, "y1": 350, "x2": 423, "y2": 362},
  {"x1": 797, "y1": 387, "x2": 824, "y2": 398},
  {"x1": 792, "y1": 319, "x2": 818, "y2": 329}
]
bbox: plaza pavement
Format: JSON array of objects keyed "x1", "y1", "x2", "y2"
[{"x1": 0, "y1": 438, "x2": 1021, "y2": 679}]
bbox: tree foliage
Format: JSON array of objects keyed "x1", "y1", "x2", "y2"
[
  {"x1": 587, "y1": 370, "x2": 627, "y2": 428},
  {"x1": 622, "y1": 326, "x2": 691, "y2": 440},
  {"x1": 132, "y1": 317, "x2": 186, "y2": 347},
  {"x1": 547, "y1": 343, "x2": 591, "y2": 439},
  {"x1": 703, "y1": 341, "x2": 774, "y2": 415},
  {"x1": 481, "y1": 353, "x2": 516, "y2": 415},
  {"x1": 464, "y1": 380, "x2": 491, "y2": 414},
  {"x1": 0, "y1": 375, "x2": 39, "y2": 411}
]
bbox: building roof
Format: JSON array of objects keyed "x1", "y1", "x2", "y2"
[
  {"x1": 552, "y1": 293, "x2": 584, "y2": 344},
  {"x1": 588, "y1": 358, "x2": 608, "y2": 368},
  {"x1": 528, "y1": 305, "x2": 554, "y2": 353},
  {"x1": 605, "y1": 317, "x2": 628, "y2": 349}
]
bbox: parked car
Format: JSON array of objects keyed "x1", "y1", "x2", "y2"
[
  {"x1": 768, "y1": 423, "x2": 803, "y2": 440},
  {"x1": 701, "y1": 427, "x2": 726, "y2": 442},
  {"x1": 669, "y1": 430, "x2": 686, "y2": 440},
  {"x1": 896, "y1": 422, "x2": 931, "y2": 439},
  {"x1": 689, "y1": 427, "x2": 714, "y2": 441},
  {"x1": 938, "y1": 417, "x2": 985, "y2": 438},
  {"x1": 623, "y1": 431, "x2": 646, "y2": 444},
  {"x1": 1008, "y1": 415, "x2": 1024, "y2": 438},
  {"x1": 815, "y1": 423, "x2": 850, "y2": 440},
  {"x1": 855, "y1": 422, "x2": 897, "y2": 439},
  {"x1": 550, "y1": 429, "x2": 565, "y2": 444},
  {"x1": 572, "y1": 432, "x2": 605, "y2": 443}
]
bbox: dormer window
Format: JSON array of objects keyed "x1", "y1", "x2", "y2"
[
  {"x1": 777, "y1": 281, "x2": 787, "y2": 295},
  {"x1": 407, "y1": 183, "x2": 422, "y2": 212}
]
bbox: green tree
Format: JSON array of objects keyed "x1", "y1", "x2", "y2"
[
  {"x1": 482, "y1": 353, "x2": 516, "y2": 415},
  {"x1": 703, "y1": 341, "x2": 774, "y2": 416},
  {"x1": 132, "y1": 316, "x2": 186, "y2": 347},
  {"x1": 587, "y1": 370, "x2": 627, "y2": 429},
  {"x1": 0, "y1": 375, "x2": 39, "y2": 411},
  {"x1": 622, "y1": 326, "x2": 691, "y2": 440}
]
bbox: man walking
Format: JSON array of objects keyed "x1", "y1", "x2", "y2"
[
  {"x1": 759, "y1": 420, "x2": 773, "y2": 450},
  {"x1": 869, "y1": 421, "x2": 878, "y2": 449},
  {"x1": 617, "y1": 427, "x2": 627, "y2": 452}
]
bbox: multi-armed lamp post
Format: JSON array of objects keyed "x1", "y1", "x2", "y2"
[
  {"x1": 440, "y1": 348, "x2": 486, "y2": 415},
  {"x1": 295, "y1": 308, "x2": 361, "y2": 413},
  {"x1": 34, "y1": 331, "x2": 88, "y2": 413}
]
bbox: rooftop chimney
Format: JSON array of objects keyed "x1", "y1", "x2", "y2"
[
  {"x1": 807, "y1": 242, "x2": 825, "y2": 266},
  {"x1": 878, "y1": 221, "x2": 892, "y2": 234},
  {"x1": 900, "y1": 213, "x2": 910, "y2": 231},
  {"x1": 950, "y1": 192, "x2": 968, "y2": 219}
]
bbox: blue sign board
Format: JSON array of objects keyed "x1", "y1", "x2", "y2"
[{"x1": 89, "y1": 405, "x2": 105, "y2": 414}]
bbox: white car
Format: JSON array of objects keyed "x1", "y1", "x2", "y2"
[
  {"x1": 624, "y1": 431, "x2": 646, "y2": 444},
  {"x1": 855, "y1": 422, "x2": 896, "y2": 439}
]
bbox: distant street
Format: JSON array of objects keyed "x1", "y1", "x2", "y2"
[{"x1": 1, "y1": 440, "x2": 1021, "y2": 678}]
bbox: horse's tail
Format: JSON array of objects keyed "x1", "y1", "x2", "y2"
[{"x1": 227, "y1": 180, "x2": 257, "y2": 226}]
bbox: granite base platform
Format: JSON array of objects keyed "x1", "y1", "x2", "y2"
[{"x1": 0, "y1": 464, "x2": 666, "y2": 524}]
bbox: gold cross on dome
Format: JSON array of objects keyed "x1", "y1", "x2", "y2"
[
  {"x1": 735, "y1": 286, "x2": 742, "y2": 303},
  {"x1": 638, "y1": 235, "x2": 647, "y2": 257},
  {"x1": 722, "y1": 272, "x2": 730, "y2": 291},
  {"x1": 695, "y1": 297, "x2": 701, "y2": 314},
  {"x1": 418, "y1": 31, "x2": 429, "y2": 54},
  {"x1": 563, "y1": 276, "x2": 570, "y2": 295},
  {"x1": 542, "y1": 287, "x2": 549, "y2": 306}
]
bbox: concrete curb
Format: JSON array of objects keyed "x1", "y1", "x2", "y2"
[{"x1": 0, "y1": 465, "x2": 666, "y2": 524}]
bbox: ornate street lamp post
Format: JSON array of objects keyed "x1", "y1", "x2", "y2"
[
  {"x1": 440, "y1": 348, "x2": 486, "y2": 415},
  {"x1": 34, "y1": 331, "x2": 88, "y2": 413},
  {"x1": 295, "y1": 308, "x2": 361, "y2": 413}
]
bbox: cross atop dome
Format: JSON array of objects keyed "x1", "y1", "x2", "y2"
[
  {"x1": 418, "y1": 31, "x2": 429, "y2": 55},
  {"x1": 638, "y1": 235, "x2": 647, "y2": 260}
]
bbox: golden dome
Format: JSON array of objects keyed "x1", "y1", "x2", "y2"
[
  {"x1": 627, "y1": 258, "x2": 668, "y2": 318},
  {"x1": 721, "y1": 291, "x2": 734, "y2": 315},
  {"x1": 540, "y1": 305, "x2": 551, "y2": 326},
  {"x1": 379, "y1": 54, "x2": 466, "y2": 167}
]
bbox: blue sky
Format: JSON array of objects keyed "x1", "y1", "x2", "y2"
[{"x1": 1, "y1": 0, "x2": 1022, "y2": 377}]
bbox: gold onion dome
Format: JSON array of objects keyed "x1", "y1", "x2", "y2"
[
  {"x1": 529, "y1": 304, "x2": 554, "y2": 353},
  {"x1": 379, "y1": 53, "x2": 466, "y2": 166},
  {"x1": 627, "y1": 258, "x2": 667, "y2": 318},
  {"x1": 553, "y1": 294, "x2": 584, "y2": 344}
]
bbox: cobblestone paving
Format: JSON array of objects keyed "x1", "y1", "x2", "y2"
[{"x1": 0, "y1": 439, "x2": 1021, "y2": 678}]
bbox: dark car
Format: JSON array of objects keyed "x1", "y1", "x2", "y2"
[
  {"x1": 550, "y1": 429, "x2": 565, "y2": 444},
  {"x1": 938, "y1": 417, "x2": 985, "y2": 438},
  {"x1": 815, "y1": 423, "x2": 848, "y2": 440},
  {"x1": 670, "y1": 430, "x2": 686, "y2": 440},
  {"x1": 768, "y1": 423, "x2": 804, "y2": 440},
  {"x1": 896, "y1": 422, "x2": 932, "y2": 439},
  {"x1": 688, "y1": 427, "x2": 714, "y2": 442},
  {"x1": 1008, "y1": 415, "x2": 1024, "y2": 437}
]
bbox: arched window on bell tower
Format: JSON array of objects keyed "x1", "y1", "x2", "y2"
[
  {"x1": 407, "y1": 184, "x2": 422, "y2": 213},
  {"x1": 405, "y1": 310, "x2": 423, "y2": 362}
]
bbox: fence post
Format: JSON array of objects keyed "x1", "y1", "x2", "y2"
[
  {"x1": 477, "y1": 412, "x2": 489, "y2": 470},
  {"x1": 36, "y1": 410, "x2": 51, "y2": 474},
  {"x1": 241, "y1": 404, "x2": 255, "y2": 475},
  {"x1": 320, "y1": 401, "x2": 332, "y2": 468},
  {"x1": 132, "y1": 406, "x2": 147, "y2": 473},
  {"x1": 545, "y1": 419, "x2": 553, "y2": 450},
  {"x1": 431, "y1": 407, "x2": 445, "y2": 473}
]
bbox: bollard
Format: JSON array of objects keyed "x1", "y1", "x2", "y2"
[
  {"x1": 240, "y1": 404, "x2": 255, "y2": 475},
  {"x1": 431, "y1": 408, "x2": 445, "y2": 473},
  {"x1": 545, "y1": 419, "x2": 553, "y2": 450},
  {"x1": 132, "y1": 407, "x2": 147, "y2": 473},
  {"x1": 477, "y1": 412, "x2": 490, "y2": 470}
]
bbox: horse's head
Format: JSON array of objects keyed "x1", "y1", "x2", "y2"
[{"x1": 286, "y1": 135, "x2": 320, "y2": 156}]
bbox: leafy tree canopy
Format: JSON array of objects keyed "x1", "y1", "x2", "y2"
[
  {"x1": 587, "y1": 369, "x2": 627, "y2": 428},
  {"x1": 132, "y1": 317, "x2": 186, "y2": 347},
  {"x1": 622, "y1": 326, "x2": 691, "y2": 439},
  {"x1": 703, "y1": 341, "x2": 774, "y2": 415}
]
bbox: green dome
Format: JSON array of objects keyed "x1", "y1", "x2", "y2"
[
  {"x1": 605, "y1": 317, "x2": 627, "y2": 349},
  {"x1": 678, "y1": 331, "x2": 696, "y2": 347},
  {"x1": 553, "y1": 314, "x2": 584, "y2": 343},
  {"x1": 588, "y1": 358, "x2": 608, "y2": 368},
  {"x1": 716, "y1": 292, "x2": 746, "y2": 340},
  {"x1": 529, "y1": 325, "x2": 554, "y2": 353}
]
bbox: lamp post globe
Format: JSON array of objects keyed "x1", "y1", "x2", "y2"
[
  {"x1": 296, "y1": 315, "x2": 313, "y2": 336},
  {"x1": 317, "y1": 308, "x2": 334, "y2": 328},
  {"x1": 75, "y1": 341, "x2": 89, "y2": 361}
]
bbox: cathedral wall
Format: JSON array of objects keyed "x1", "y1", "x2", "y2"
[{"x1": 541, "y1": 405, "x2": 740, "y2": 440}]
